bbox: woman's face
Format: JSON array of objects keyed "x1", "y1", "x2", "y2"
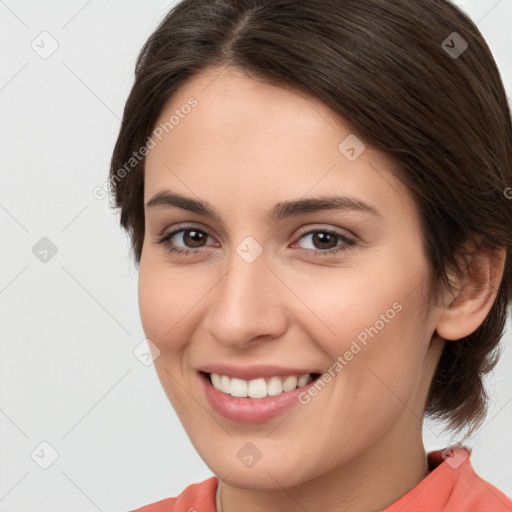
[{"x1": 139, "y1": 66, "x2": 445, "y2": 489}]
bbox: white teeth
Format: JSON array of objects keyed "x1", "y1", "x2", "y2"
[
  {"x1": 282, "y1": 375, "x2": 298, "y2": 392},
  {"x1": 220, "y1": 375, "x2": 231, "y2": 394},
  {"x1": 298, "y1": 374, "x2": 309, "y2": 387},
  {"x1": 248, "y1": 378, "x2": 267, "y2": 398},
  {"x1": 230, "y1": 377, "x2": 248, "y2": 397},
  {"x1": 267, "y1": 376, "x2": 283, "y2": 396},
  {"x1": 210, "y1": 372, "x2": 312, "y2": 398},
  {"x1": 211, "y1": 373, "x2": 221, "y2": 389}
]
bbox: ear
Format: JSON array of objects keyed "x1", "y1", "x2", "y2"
[{"x1": 435, "y1": 240, "x2": 506, "y2": 341}]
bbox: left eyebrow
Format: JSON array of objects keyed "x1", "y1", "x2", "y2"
[
  {"x1": 144, "y1": 190, "x2": 382, "y2": 221},
  {"x1": 270, "y1": 195, "x2": 382, "y2": 220}
]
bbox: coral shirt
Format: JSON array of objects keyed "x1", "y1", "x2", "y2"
[{"x1": 131, "y1": 446, "x2": 512, "y2": 512}]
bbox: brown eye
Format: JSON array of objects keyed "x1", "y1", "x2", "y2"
[
  {"x1": 310, "y1": 232, "x2": 338, "y2": 250},
  {"x1": 181, "y1": 229, "x2": 207, "y2": 248},
  {"x1": 157, "y1": 226, "x2": 218, "y2": 255},
  {"x1": 293, "y1": 228, "x2": 357, "y2": 256}
]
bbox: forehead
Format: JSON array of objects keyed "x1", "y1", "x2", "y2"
[
  {"x1": 143, "y1": 67, "x2": 416, "y2": 221},
  {"x1": 150, "y1": 66, "x2": 353, "y2": 148}
]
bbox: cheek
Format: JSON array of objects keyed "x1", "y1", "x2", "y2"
[
  {"x1": 289, "y1": 262, "x2": 428, "y2": 401},
  {"x1": 284, "y1": 240, "x2": 428, "y2": 355},
  {"x1": 284, "y1": 262, "x2": 404, "y2": 343},
  {"x1": 137, "y1": 260, "x2": 207, "y2": 351}
]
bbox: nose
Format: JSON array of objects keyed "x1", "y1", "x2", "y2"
[{"x1": 202, "y1": 243, "x2": 289, "y2": 349}]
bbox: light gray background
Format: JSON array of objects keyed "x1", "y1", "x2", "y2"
[{"x1": 1, "y1": 1, "x2": 511, "y2": 511}]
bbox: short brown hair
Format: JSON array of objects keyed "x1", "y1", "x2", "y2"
[{"x1": 109, "y1": 0, "x2": 512, "y2": 438}]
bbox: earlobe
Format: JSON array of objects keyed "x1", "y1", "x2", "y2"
[{"x1": 435, "y1": 244, "x2": 506, "y2": 342}]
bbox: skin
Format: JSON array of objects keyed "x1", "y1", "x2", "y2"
[{"x1": 138, "y1": 66, "x2": 505, "y2": 512}]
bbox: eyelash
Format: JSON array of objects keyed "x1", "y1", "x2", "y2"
[{"x1": 156, "y1": 224, "x2": 357, "y2": 258}]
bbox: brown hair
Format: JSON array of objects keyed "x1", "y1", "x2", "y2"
[{"x1": 109, "y1": 0, "x2": 512, "y2": 438}]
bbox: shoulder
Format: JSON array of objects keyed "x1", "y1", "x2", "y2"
[
  {"x1": 434, "y1": 447, "x2": 511, "y2": 510},
  {"x1": 385, "y1": 447, "x2": 512, "y2": 512},
  {"x1": 450, "y1": 459, "x2": 512, "y2": 511},
  {"x1": 129, "y1": 476, "x2": 218, "y2": 512}
]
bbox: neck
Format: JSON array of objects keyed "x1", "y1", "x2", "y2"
[{"x1": 216, "y1": 424, "x2": 429, "y2": 512}]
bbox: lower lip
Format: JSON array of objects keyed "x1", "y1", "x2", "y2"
[{"x1": 200, "y1": 372, "x2": 314, "y2": 423}]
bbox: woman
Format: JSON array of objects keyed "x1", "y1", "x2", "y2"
[{"x1": 109, "y1": 0, "x2": 512, "y2": 510}]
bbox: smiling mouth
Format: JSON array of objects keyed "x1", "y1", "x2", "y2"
[{"x1": 200, "y1": 371, "x2": 322, "y2": 399}]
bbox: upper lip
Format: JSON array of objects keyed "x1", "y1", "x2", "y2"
[{"x1": 198, "y1": 364, "x2": 321, "y2": 381}]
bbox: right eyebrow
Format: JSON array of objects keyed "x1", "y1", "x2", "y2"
[{"x1": 145, "y1": 190, "x2": 222, "y2": 223}]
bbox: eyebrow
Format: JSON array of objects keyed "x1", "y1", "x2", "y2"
[{"x1": 145, "y1": 190, "x2": 382, "y2": 220}]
